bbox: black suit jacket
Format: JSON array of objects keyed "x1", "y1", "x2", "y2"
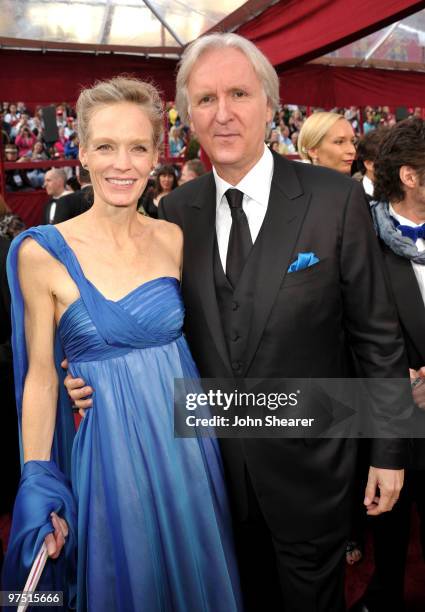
[
  {"x1": 160, "y1": 153, "x2": 410, "y2": 540},
  {"x1": 381, "y1": 244, "x2": 425, "y2": 469},
  {"x1": 41, "y1": 187, "x2": 93, "y2": 225}
]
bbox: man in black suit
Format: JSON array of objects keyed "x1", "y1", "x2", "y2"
[
  {"x1": 158, "y1": 34, "x2": 411, "y2": 612},
  {"x1": 67, "y1": 34, "x2": 409, "y2": 612},
  {"x1": 351, "y1": 119, "x2": 425, "y2": 612},
  {"x1": 40, "y1": 168, "x2": 69, "y2": 224},
  {"x1": 53, "y1": 166, "x2": 93, "y2": 223}
]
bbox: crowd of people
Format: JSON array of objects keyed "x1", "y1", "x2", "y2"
[
  {"x1": 2, "y1": 98, "x2": 422, "y2": 197},
  {"x1": 2, "y1": 102, "x2": 80, "y2": 189},
  {"x1": 1, "y1": 31, "x2": 425, "y2": 612}
]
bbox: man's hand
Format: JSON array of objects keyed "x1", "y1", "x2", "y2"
[
  {"x1": 61, "y1": 359, "x2": 93, "y2": 417},
  {"x1": 410, "y1": 366, "x2": 425, "y2": 409},
  {"x1": 364, "y1": 466, "x2": 404, "y2": 516}
]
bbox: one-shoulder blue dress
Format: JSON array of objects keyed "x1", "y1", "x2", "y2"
[{"x1": 3, "y1": 225, "x2": 242, "y2": 612}]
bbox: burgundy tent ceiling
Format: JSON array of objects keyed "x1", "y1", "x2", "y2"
[
  {"x1": 0, "y1": 50, "x2": 177, "y2": 106},
  {"x1": 279, "y1": 64, "x2": 425, "y2": 108},
  {"x1": 1, "y1": 0, "x2": 424, "y2": 107},
  {"x1": 238, "y1": 0, "x2": 425, "y2": 70}
]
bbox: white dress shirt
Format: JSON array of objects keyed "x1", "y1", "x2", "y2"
[
  {"x1": 362, "y1": 175, "x2": 374, "y2": 198},
  {"x1": 390, "y1": 204, "x2": 425, "y2": 307},
  {"x1": 48, "y1": 190, "x2": 70, "y2": 223},
  {"x1": 213, "y1": 145, "x2": 274, "y2": 270}
]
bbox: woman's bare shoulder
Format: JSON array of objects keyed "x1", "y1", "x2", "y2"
[
  {"x1": 18, "y1": 237, "x2": 63, "y2": 289},
  {"x1": 18, "y1": 236, "x2": 51, "y2": 266},
  {"x1": 17, "y1": 239, "x2": 55, "y2": 296}
]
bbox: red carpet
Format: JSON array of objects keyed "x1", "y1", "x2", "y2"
[
  {"x1": 346, "y1": 510, "x2": 425, "y2": 610},
  {"x1": 2, "y1": 511, "x2": 424, "y2": 608}
]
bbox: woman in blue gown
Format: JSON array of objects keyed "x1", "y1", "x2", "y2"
[{"x1": 3, "y1": 77, "x2": 242, "y2": 612}]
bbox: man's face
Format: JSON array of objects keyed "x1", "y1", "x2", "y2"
[
  {"x1": 44, "y1": 171, "x2": 63, "y2": 197},
  {"x1": 186, "y1": 47, "x2": 273, "y2": 183}
]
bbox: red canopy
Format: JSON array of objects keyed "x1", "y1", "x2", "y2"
[
  {"x1": 2, "y1": 1, "x2": 424, "y2": 107},
  {"x1": 279, "y1": 64, "x2": 425, "y2": 107},
  {"x1": 238, "y1": 0, "x2": 425, "y2": 69},
  {"x1": 0, "y1": 50, "x2": 177, "y2": 105}
]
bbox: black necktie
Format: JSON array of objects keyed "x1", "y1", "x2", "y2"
[{"x1": 225, "y1": 189, "x2": 253, "y2": 287}]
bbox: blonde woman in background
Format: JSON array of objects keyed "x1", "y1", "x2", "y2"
[{"x1": 298, "y1": 111, "x2": 356, "y2": 175}]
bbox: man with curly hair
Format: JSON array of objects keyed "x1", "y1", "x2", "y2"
[{"x1": 352, "y1": 117, "x2": 425, "y2": 612}]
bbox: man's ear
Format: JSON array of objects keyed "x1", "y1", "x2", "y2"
[
  {"x1": 152, "y1": 149, "x2": 159, "y2": 169},
  {"x1": 399, "y1": 165, "x2": 418, "y2": 189},
  {"x1": 266, "y1": 102, "x2": 273, "y2": 125}
]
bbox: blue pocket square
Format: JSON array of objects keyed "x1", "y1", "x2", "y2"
[{"x1": 288, "y1": 252, "x2": 320, "y2": 273}]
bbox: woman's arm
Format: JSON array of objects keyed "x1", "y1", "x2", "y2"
[
  {"x1": 18, "y1": 239, "x2": 70, "y2": 558},
  {"x1": 18, "y1": 238, "x2": 58, "y2": 463}
]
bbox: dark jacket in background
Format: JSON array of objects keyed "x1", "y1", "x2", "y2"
[{"x1": 41, "y1": 186, "x2": 93, "y2": 225}]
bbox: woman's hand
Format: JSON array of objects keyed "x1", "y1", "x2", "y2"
[{"x1": 44, "y1": 512, "x2": 68, "y2": 559}]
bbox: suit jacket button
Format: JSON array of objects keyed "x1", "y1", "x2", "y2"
[
  {"x1": 231, "y1": 332, "x2": 240, "y2": 342},
  {"x1": 232, "y1": 361, "x2": 242, "y2": 371},
  {"x1": 232, "y1": 301, "x2": 239, "y2": 311}
]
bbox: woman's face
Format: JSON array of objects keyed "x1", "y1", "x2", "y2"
[
  {"x1": 79, "y1": 102, "x2": 158, "y2": 209},
  {"x1": 309, "y1": 119, "x2": 356, "y2": 175},
  {"x1": 159, "y1": 173, "x2": 174, "y2": 192}
]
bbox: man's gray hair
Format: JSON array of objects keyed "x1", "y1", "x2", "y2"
[
  {"x1": 48, "y1": 167, "x2": 67, "y2": 186},
  {"x1": 175, "y1": 33, "x2": 280, "y2": 125}
]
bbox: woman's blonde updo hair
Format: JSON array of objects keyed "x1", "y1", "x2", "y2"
[
  {"x1": 297, "y1": 112, "x2": 345, "y2": 162},
  {"x1": 76, "y1": 76, "x2": 163, "y2": 149}
]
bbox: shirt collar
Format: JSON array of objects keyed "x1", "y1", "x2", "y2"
[
  {"x1": 362, "y1": 175, "x2": 374, "y2": 197},
  {"x1": 389, "y1": 204, "x2": 423, "y2": 228},
  {"x1": 213, "y1": 145, "x2": 274, "y2": 210}
]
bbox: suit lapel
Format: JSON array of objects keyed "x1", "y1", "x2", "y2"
[
  {"x1": 383, "y1": 245, "x2": 425, "y2": 362},
  {"x1": 243, "y1": 155, "x2": 311, "y2": 375},
  {"x1": 185, "y1": 173, "x2": 232, "y2": 372}
]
